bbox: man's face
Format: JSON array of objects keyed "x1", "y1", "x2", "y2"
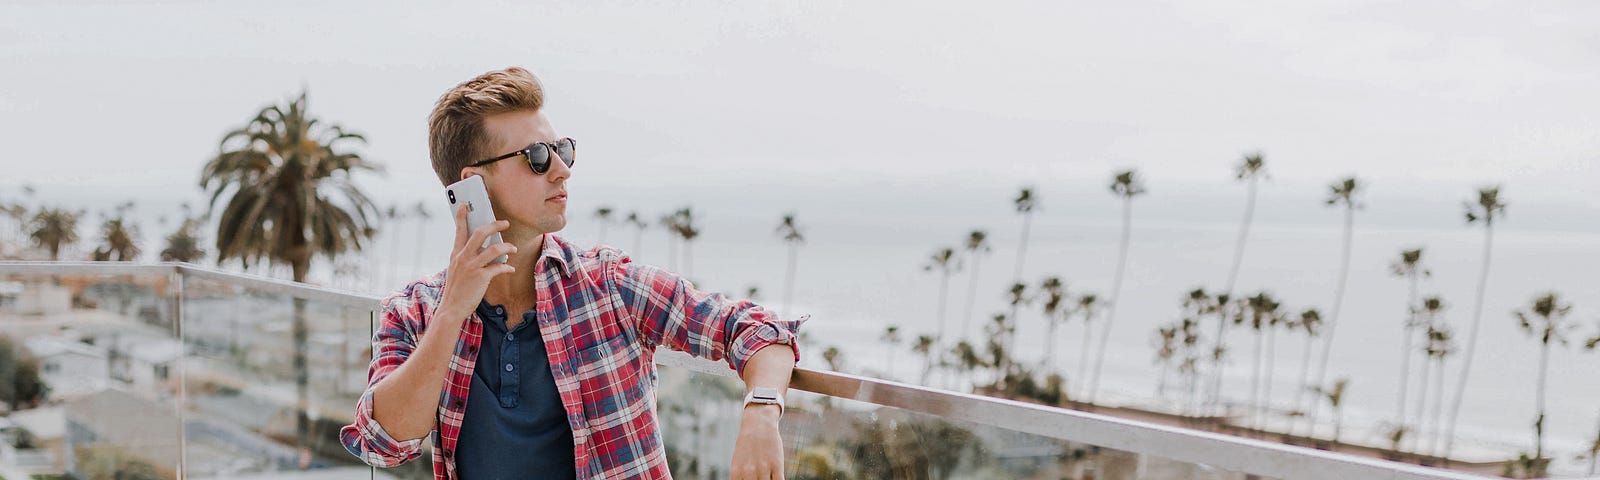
[{"x1": 463, "y1": 109, "x2": 570, "y2": 235}]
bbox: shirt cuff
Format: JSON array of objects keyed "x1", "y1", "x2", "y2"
[{"x1": 728, "y1": 314, "x2": 808, "y2": 375}]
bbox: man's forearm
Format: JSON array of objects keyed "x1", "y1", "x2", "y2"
[
  {"x1": 371, "y1": 307, "x2": 469, "y2": 441},
  {"x1": 739, "y1": 344, "x2": 798, "y2": 413}
]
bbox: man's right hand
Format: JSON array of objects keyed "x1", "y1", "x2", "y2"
[{"x1": 437, "y1": 204, "x2": 517, "y2": 320}]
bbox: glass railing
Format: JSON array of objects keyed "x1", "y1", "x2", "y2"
[{"x1": 0, "y1": 262, "x2": 1493, "y2": 480}]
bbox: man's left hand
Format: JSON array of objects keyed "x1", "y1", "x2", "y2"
[{"x1": 730, "y1": 404, "x2": 784, "y2": 480}]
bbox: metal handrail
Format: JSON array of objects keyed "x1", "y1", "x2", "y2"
[{"x1": 0, "y1": 261, "x2": 1491, "y2": 480}]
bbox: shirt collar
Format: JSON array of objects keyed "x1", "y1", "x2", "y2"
[{"x1": 538, "y1": 233, "x2": 573, "y2": 278}]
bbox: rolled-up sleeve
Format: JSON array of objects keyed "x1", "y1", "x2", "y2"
[
  {"x1": 338, "y1": 296, "x2": 427, "y2": 467},
  {"x1": 610, "y1": 252, "x2": 806, "y2": 375}
]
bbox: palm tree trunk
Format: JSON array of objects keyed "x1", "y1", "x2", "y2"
[
  {"x1": 666, "y1": 234, "x2": 678, "y2": 272},
  {"x1": 935, "y1": 272, "x2": 952, "y2": 386},
  {"x1": 1395, "y1": 274, "x2": 1419, "y2": 435},
  {"x1": 783, "y1": 244, "x2": 799, "y2": 318},
  {"x1": 1251, "y1": 330, "x2": 1264, "y2": 433},
  {"x1": 291, "y1": 259, "x2": 311, "y2": 451},
  {"x1": 1013, "y1": 212, "x2": 1032, "y2": 284},
  {"x1": 962, "y1": 255, "x2": 982, "y2": 344},
  {"x1": 1263, "y1": 327, "x2": 1278, "y2": 433},
  {"x1": 1413, "y1": 353, "x2": 1432, "y2": 457},
  {"x1": 1293, "y1": 334, "x2": 1314, "y2": 434},
  {"x1": 682, "y1": 240, "x2": 693, "y2": 279},
  {"x1": 1212, "y1": 176, "x2": 1258, "y2": 414},
  {"x1": 1306, "y1": 205, "x2": 1354, "y2": 437},
  {"x1": 1444, "y1": 224, "x2": 1493, "y2": 461},
  {"x1": 1042, "y1": 318, "x2": 1058, "y2": 371},
  {"x1": 1428, "y1": 357, "x2": 1447, "y2": 460},
  {"x1": 1076, "y1": 321, "x2": 1092, "y2": 400},
  {"x1": 598, "y1": 222, "x2": 608, "y2": 244},
  {"x1": 1535, "y1": 340, "x2": 1550, "y2": 461},
  {"x1": 1587, "y1": 413, "x2": 1599, "y2": 475},
  {"x1": 1090, "y1": 198, "x2": 1134, "y2": 405}
]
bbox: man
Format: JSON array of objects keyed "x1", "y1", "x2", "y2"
[{"x1": 340, "y1": 67, "x2": 805, "y2": 479}]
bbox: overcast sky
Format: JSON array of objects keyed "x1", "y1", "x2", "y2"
[{"x1": 2, "y1": 0, "x2": 1597, "y2": 231}]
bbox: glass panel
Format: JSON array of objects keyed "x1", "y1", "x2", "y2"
[
  {"x1": 177, "y1": 272, "x2": 381, "y2": 478},
  {"x1": 1, "y1": 270, "x2": 184, "y2": 479},
  {"x1": 655, "y1": 363, "x2": 1265, "y2": 480}
]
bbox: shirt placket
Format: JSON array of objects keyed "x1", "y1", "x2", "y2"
[{"x1": 536, "y1": 257, "x2": 593, "y2": 477}]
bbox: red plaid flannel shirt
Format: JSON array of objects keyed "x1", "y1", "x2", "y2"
[{"x1": 339, "y1": 233, "x2": 805, "y2": 478}]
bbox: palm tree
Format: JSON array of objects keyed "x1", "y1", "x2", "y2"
[
  {"x1": 199, "y1": 90, "x2": 380, "y2": 448},
  {"x1": 625, "y1": 211, "x2": 648, "y2": 257},
  {"x1": 594, "y1": 206, "x2": 615, "y2": 244},
  {"x1": 1235, "y1": 291, "x2": 1284, "y2": 432},
  {"x1": 1036, "y1": 277, "x2": 1067, "y2": 370},
  {"x1": 28, "y1": 207, "x2": 82, "y2": 260},
  {"x1": 822, "y1": 346, "x2": 844, "y2": 372},
  {"x1": 1154, "y1": 323, "x2": 1180, "y2": 400},
  {"x1": 94, "y1": 202, "x2": 141, "y2": 261},
  {"x1": 411, "y1": 201, "x2": 431, "y2": 278},
  {"x1": 960, "y1": 229, "x2": 993, "y2": 344},
  {"x1": 658, "y1": 211, "x2": 681, "y2": 271},
  {"x1": 1073, "y1": 293, "x2": 1101, "y2": 399},
  {"x1": 1001, "y1": 282, "x2": 1031, "y2": 383},
  {"x1": 1443, "y1": 186, "x2": 1506, "y2": 460},
  {"x1": 1178, "y1": 288, "x2": 1214, "y2": 416},
  {"x1": 1290, "y1": 308, "x2": 1323, "y2": 427},
  {"x1": 1211, "y1": 153, "x2": 1267, "y2": 413},
  {"x1": 1384, "y1": 248, "x2": 1429, "y2": 446},
  {"x1": 160, "y1": 212, "x2": 207, "y2": 264},
  {"x1": 924, "y1": 247, "x2": 961, "y2": 349},
  {"x1": 776, "y1": 214, "x2": 805, "y2": 318},
  {"x1": 912, "y1": 334, "x2": 937, "y2": 385},
  {"x1": 950, "y1": 340, "x2": 985, "y2": 392},
  {"x1": 672, "y1": 208, "x2": 700, "y2": 278},
  {"x1": 1311, "y1": 377, "x2": 1351, "y2": 448},
  {"x1": 1513, "y1": 292, "x2": 1574, "y2": 466},
  {"x1": 1090, "y1": 169, "x2": 1146, "y2": 405},
  {"x1": 1416, "y1": 296, "x2": 1451, "y2": 460},
  {"x1": 1587, "y1": 328, "x2": 1600, "y2": 475},
  {"x1": 1305, "y1": 176, "x2": 1362, "y2": 435},
  {"x1": 881, "y1": 325, "x2": 902, "y2": 379},
  {"x1": 1010, "y1": 187, "x2": 1037, "y2": 283}
]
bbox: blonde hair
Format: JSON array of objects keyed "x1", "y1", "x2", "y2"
[{"x1": 428, "y1": 67, "x2": 545, "y2": 186}]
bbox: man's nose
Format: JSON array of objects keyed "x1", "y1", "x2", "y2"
[{"x1": 547, "y1": 148, "x2": 571, "y2": 181}]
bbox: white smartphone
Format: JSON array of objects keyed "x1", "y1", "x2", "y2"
[{"x1": 444, "y1": 175, "x2": 508, "y2": 264}]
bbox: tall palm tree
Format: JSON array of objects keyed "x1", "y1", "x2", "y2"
[
  {"x1": 912, "y1": 334, "x2": 937, "y2": 385},
  {"x1": 625, "y1": 211, "x2": 647, "y2": 257},
  {"x1": 1305, "y1": 176, "x2": 1362, "y2": 435},
  {"x1": 1290, "y1": 308, "x2": 1323, "y2": 426},
  {"x1": 1036, "y1": 277, "x2": 1067, "y2": 370},
  {"x1": 776, "y1": 214, "x2": 805, "y2": 318},
  {"x1": 1444, "y1": 186, "x2": 1506, "y2": 460},
  {"x1": 881, "y1": 325, "x2": 902, "y2": 379},
  {"x1": 199, "y1": 90, "x2": 380, "y2": 448},
  {"x1": 28, "y1": 207, "x2": 82, "y2": 260},
  {"x1": 960, "y1": 229, "x2": 993, "y2": 344},
  {"x1": 1415, "y1": 296, "x2": 1451, "y2": 459},
  {"x1": 1385, "y1": 248, "x2": 1429, "y2": 443},
  {"x1": 658, "y1": 211, "x2": 681, "y2": 271},
  {"x1": 670, "y1": 207, "x2": 700, "y2": 278},
  {"x1": 1212, "y1": 153, "x2": 1267, "y2": 412},
  {"x1": 1154, "y1": 323, "x2": 1179, "y2": 400},
  {"x1": 1073, "y1": 293, "x2": 1101, "y2": 399},
  {"x1": 1010, "y1": 187, "x2": 1038, "y2": 283},
  {"x1": 1090, "y1": 169, "x2": 1146, "y2": 405},
  {"x1": 950, "y1": 340, "x2": 985, "y2": 392},
  {"x1": 1513, "y1": 292, "x2": 1574, "y2": 466},
  {"x1": 411, "y1": 201, "x2": 431, "y2": 278},
  {"x1": 1311, "y1": 377, "x2": 1351, "y2": 448},
  {"x1": 1178, "y1": 288, "x2": 1214, "y2": 415},
  {"x1": 594, "y1": 206, "x2": 614, "y2": 244},
  {"x1": 924, "y1": 247, "x2": 961, "y2": 345},
  {"x1": 1235, "y1": 291, "x2": 1284, "y2": 431},
  {"x1": 1001, "y1": 282, "x2": 1031, "y2": 383}
]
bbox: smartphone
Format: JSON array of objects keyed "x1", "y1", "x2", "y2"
[{"x1": 444, "y1": 175, "x2": 508, "y2": 264}]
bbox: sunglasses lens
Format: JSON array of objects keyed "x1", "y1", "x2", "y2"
[
  {"x1": 555, "y1": 139, "x2": 575, "y2": 167},
  {"x1": 526, "y1": 143, "x2": 551, "y2": 174}
]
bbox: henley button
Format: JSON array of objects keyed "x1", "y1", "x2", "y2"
[{"x1": 505, "y1": 363, "x2": 514, "y2": 372}]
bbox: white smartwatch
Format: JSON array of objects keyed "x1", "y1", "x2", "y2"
[{"x1": 743, "y1": 387, "x2": 784, "y2": 413}]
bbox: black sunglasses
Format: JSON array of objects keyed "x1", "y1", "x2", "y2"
[{"x1": 468, "y1": 137, "x2": 576, "y2": 174}]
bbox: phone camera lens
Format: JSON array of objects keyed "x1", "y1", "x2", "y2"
[{"x1": 448, "y1": 191, "x2": 456, "y2": 204}]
